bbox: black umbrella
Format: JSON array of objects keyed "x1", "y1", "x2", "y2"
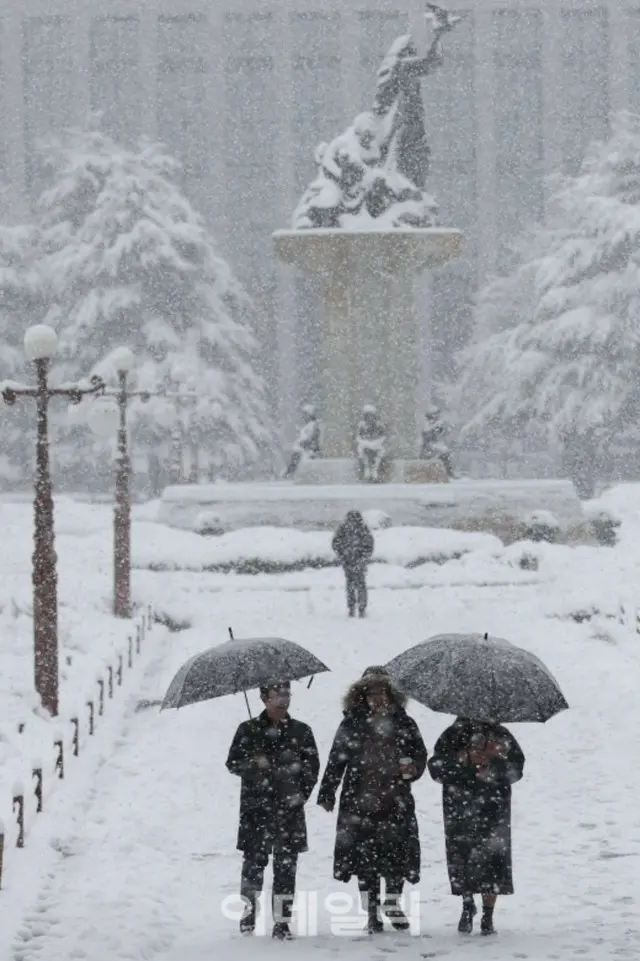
[
  {"x1": 161, "y1": 633, "x2": 330, "y2": 713},
  {"x1": 385, "y1": 632, "x2": 568, "y2": 723}
]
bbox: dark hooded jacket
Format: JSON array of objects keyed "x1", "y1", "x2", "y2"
[
  {"x1": 428, "y1": 718, "x2": 525, "y2": 895},
  {"x1": 317, "y1": 671, "x2": 427, "y2": 883},
  {"x1": 226, "y1": 710, "x2": 319, "y2": 856},
  {"x1": 332, "y1": 512, "x2": 375, "y2": 568}
]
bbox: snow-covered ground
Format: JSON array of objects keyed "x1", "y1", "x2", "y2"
[
  {"x1": 2, "y1": 485, "x2": 640, "y2": 960},
  {"x1": 0, "y1": 496, "x2": 160, "y2": 903}
]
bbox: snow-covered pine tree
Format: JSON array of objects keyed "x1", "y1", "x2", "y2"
[
  {"x1": 0, "y1": 224, "x2": 44, "y2": 485},
  {"x1": 36, "y1": 126, "x2": 274, "y2": 485},
  {"x1": 448, "y1": 228, "x2": 546, "y2": 443},
  {"x1": 452, "y1": 113, "x2": 640, "y2": 490}
]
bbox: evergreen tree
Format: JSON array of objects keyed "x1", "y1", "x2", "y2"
[
  {"x1": 0, "y1": 224, "x2": 43, "y2": 485},
  {"x1": 453, "y1": 113, "x2": 640, "y2": 476},
  {"x1": 36, "y1": 126, "x2": 274, "y2": 483}
]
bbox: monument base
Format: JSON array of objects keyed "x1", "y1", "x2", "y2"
[
  {"x1": 294, "y1": 458, "x2": 449, "y2": 485},
  {"x1": 274, "y1": 228, "x2": 462, "y2": 459}
]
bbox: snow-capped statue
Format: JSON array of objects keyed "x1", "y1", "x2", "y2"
[
  {"x1": 419, "y1": 404, "x2": 454, "y2": 477},
  {"x1": 293, "y1": 3, "x2": 461, "y2": 230},
  {"x1": 283, "y1": 403, "x2": 322, "y2": 478},
  {"x1": 356, "y1": 404, "x2": 388, "y2": 482}
]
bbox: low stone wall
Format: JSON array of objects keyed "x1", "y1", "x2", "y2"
[{"x1": 157, "y1": 478, "x2": 583, "y2": 540}]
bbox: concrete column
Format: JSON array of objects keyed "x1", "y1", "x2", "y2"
[
  {"x1": 340, "y1": 7, "x2": 360, "y2": 125},
  {"x1": 609, "y1": 3, "x2": 628, "y2": 115},
  {"x1": 206, "y1": 5, "x2": 228, "y2": 244},
  {"x1": 1, "y1": 15, "x2": 27, "y2": 222},
  {"x1": 474, "y1": 7, "x2": 497, "y2": 280},
  {"x1": 273, "y1": 3, "x2": 297, "y2": 445},
  {"x1": 139, "y1": 10, "x2": 157, "y2": 139},
  {"x1": 70, "y1": 6, "x2": 91, "y2": 126},
  {"x1": 542, "y1": 5, "x2": 563, "y2": 208},
  {"x1": 275, "y1": 230, "x2": 462, "y2": 460}
]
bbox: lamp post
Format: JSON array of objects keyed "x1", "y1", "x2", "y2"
[
  {"x1": 88, "y1": 347, "x2": 143, "y2": 620},
  {"x1": 1, "y1": 325, "x2": 105, "y2": 716},
  {"x1": 89, "y1": 364, "x2": 199, "y2": 619}
]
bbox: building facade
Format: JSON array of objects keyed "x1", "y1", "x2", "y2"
[{"x1": 0, "y1": 0, "x2": 636, "y2": 437}]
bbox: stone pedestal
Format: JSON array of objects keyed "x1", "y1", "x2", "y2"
[
  {"x1": 294, "y1": 457, "x2": 449, "y2": 485},
  {"x1": 274, "y1": 228, "x2": 462, "y2": 460}
]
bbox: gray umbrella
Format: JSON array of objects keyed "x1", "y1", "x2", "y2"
[
  {"x1": 161, "y1": 635, "x2": 330, "y2": 711},
  {"x1": 385, "y1": 633, "x2": 568, "y2": 723}
]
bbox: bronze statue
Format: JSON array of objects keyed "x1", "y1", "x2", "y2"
[{"x1": 293, "y1": 3, "x2": 462, "y2": 230}]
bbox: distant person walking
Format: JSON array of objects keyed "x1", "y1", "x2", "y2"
[
  {"x1": 332, "y1": 511, "x2": 374, "y2": 617},
  {"x1": 226, "y1": 682, "x2": 320, "y2": 940}
]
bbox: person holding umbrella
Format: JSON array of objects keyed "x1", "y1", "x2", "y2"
[
  {"x1": 383, "y1": 632, "x2": 568, "y2": 937},
  {"x1": 226, "y1": 681, "x2": 320, "y2": 940},
  {"x1": 427, "y1": 717, "x2": 525, "y2": 935},
  {"x1": 317, "y1": 667, "x2": 427, "y2": 934}
]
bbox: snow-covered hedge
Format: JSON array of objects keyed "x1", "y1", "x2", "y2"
[{"x1": 133, "y1": 524, "x2": 501, "y2": 574}]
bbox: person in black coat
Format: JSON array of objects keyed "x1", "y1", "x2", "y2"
[
  {"x1": 317, "y1": 667, "x2": 427, "y2": 934},
  {"x1": 226, "y1": 681, "x2": 320, "y2": 940},
  {"x1": 331, "y1": 511, "x2": 375, "y2": 617},
  {"x1": 428, "y1": 717, "x2": 525, "y2": 936}
]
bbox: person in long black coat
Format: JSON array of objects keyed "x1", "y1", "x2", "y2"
[
  {"x1": 317, "y1": 667, "x2": 427, "y2": 933},
  {"x1": 226, "y1": 681, "x2": 319, "y2": 940},
  {"x1": 428, "y1": 717, "x2": 525, "y2": 936},
  {"x1": 331, "y1": 511, "x2": 375, "y2": 617}
]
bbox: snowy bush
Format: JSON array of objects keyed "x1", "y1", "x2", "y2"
[
  {"x1": 584, "y1": 506, "x2": 621, "y2": 547},
  {"x1": 521, "y1": 510, "x2": 560, "y2": 544},
  {"x1": 194, "y1": 511, "x2": 224, "y2": 537},
  {"x1": 362, "y1": 509, "x2": 392, "y2": 530}
]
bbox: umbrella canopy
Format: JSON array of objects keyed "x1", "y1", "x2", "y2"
[
  {"x1": 161, "y1": 636, "x2": 330, "y2": 711},
  {"x1": 385, "y1": 633, "x2": 568, "y2": 723}
]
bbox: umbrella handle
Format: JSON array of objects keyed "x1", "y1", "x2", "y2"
[
  {"x1": 243, "y1": 690, "x2": 252, "y2": 718},
  {"x1": 307, "y1": 675, "x2": 315, "y2": 690}
]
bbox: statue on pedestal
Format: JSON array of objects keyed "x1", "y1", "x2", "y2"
[
  {"x1": 419, "y1": 404, "x2": 454, "y2": 478},
  {"x1": 356, "y1": 404, "x2": 388, "y2": 482},
  {"x1": 283, "y1": 403, "x2": 322, "y2": 479},
  {"x1": 293, "y1": 3, "x2": 462, "y2": 231}
]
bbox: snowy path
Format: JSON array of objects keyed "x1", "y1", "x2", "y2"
[{"x1": 5, "y1": 581, "x2": 640, "y2": 961}]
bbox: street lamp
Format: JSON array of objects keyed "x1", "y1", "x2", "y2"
[
  {"x1": 1, "y1": 325, "x2": 105, "y2": 716},
  {"x1": 89, "y1": 363, "x2": 199, "y2": 619},
  {"x1": 88, "y1": 347, "x2": 138, "y2": 620}
]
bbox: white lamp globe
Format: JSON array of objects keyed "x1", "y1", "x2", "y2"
[
  {"x1": 24, "y1": 325, "x2": 58, "y2": 361},
  {"x1": 110, "y1": 346, "x2": 136, "y2": 374},
  {"x1": 87, "y1": 398, "x2": 120, "y2": 438}
]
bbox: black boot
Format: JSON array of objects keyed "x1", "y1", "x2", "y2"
[
  {"x1": 239, "y1": 892, "x2": 257, "y2": 935},
  {"x1": 480, "y1": 905, "x2": 496, "y2": 936},
  {"x1": 272, "y1": 922, "x2": 293, "y2": 940},
  {"x1": 382, "y1": 894, "x2": 409, "y2": 932},
  {"x1": 272, "y1": 891, "x2": 294, "y2": 940},
  {"x1": 360, "y1": 880, "x2": 383, "y2": 934},
  {"x1": 458, "y1": 897, "x2": 477, "y2": 934}
]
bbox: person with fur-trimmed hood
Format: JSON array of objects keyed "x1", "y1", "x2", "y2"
[{"x1": 317, "y1": 667, "x2": 427, "y2": 934}]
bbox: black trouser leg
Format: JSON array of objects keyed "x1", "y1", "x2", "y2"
[
  {"x1": 355, "y1": 566, "x2": 367, "y2": 615},
  {"x1": 272, "y1": 846, "x2": 298, "y2": 923},
  {"x1": 385, "y1": 877, "x2": 404, "y2": 897},
  {"x1": 240, "y1": 855, "x2": 266, "y2": 925},
  {"x1": 358, "y1": 875, "x2": 381, "y2": 917},
  {"x1": 345, "y1": 568, "x2": 357, "y2": 615}
]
